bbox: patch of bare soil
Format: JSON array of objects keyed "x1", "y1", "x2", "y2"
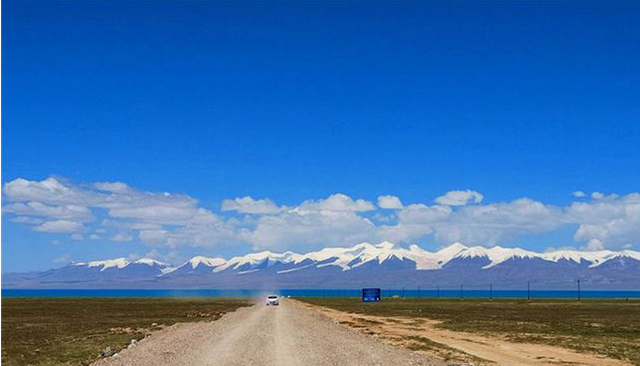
[{"x1": 296, "y1": 300, "x2": 635, "y2": 366}]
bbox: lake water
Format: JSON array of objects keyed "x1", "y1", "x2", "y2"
[{"x1": 2, "y1": 289, "x2": 640, "y2": 299}]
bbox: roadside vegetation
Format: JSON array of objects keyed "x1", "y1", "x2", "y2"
[
  {"x1": 1, "y1": 297, "x2": 250, "y2": 366},
  {"x1": 300, "y1": 297, "x2": 640, "y2": 365}
]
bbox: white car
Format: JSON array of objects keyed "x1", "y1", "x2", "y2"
[{"x1": 265, "y1": 295, "x2": 279, "y2": 306}]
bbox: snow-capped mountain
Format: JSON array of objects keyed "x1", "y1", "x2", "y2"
[
  {"x1": 3, "y1": 257, "x2": 173, "y2": 285},
  {"x1": 164, "y1": 256, "x2": 226, "y2": 277},
  {"x1": 3, "y1": 242, "x2": 639, "y2": 289},
  {"x1": 73, "y1": 258, "x2": 170, "y2": 271}
]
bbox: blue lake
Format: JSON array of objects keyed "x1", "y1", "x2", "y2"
[{"x1": 2, "y1": 289, "x2": 640, "y2": 299}]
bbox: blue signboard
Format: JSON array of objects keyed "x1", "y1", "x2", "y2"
[{"x1": 362, "y1": 288, "x2": 381, "y2": 302}]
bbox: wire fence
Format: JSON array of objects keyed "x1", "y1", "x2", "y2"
[{"x1": 279, "y1": 284, "x2": 640, "y2": 300}]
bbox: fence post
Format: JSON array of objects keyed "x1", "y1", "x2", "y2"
[{"x1": 577, "y1": 279, "x2": 581, "y2": 301}]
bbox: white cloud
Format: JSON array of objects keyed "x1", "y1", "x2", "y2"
[
  {"x1": 143, "y1": 249, "x2": 185, "y2": 265},
  {"x1": 3, "y1": 177, "x2": 236, "y2": 248},
  {"x1": 112, "y1": 233, "x2": 133, "y2": 242},
  {"x1": 11, "y1": 216, "x2": 45, "y2": 224},
  {"x1": 567, "y1": 193, "x2": 640, "y2": 249},
  {"x1": 584, "y1": 239, "x2": 605, "y2": 251},
  {"x1": 138, "y1": 229, "x2": 170, "y2": 245},
  {"x1": 35, "y1": 220, "x2": 84, "y2": 234},
  {"x1": 369, "y1": 204, "x2": 449, "y2": 243},
  {"x1": 3, "y1": 202, "x2": 93, "y2": 222},
  {"x1": 240, "y1": 194, "x2": 376, "y2": 251},
  {"x1": 54, "y1": 254, "x2": 73, "y2": 264},
  {"x1": 3, "y1": 177, "x2": 640, "y2": 251},
  {"x1": 435, "y1": 189, "x2": 484, "y2": 206},
  {"x1": 396, "y1": 204, "x2": 452, "y2": 224},
  {"x1": 376, "y1": 198, "x2": 565, "y2": 246},
  {"x1": 573, "y1": 191, "x2": 587, "y2": 198},
  {"x1": 297, "y1": 193, "x2": 375, "y2": 213},
  {"x1": 242, "y1": 210, "x2": 375, "y2": 251},
  {"x1": 94, "y1": 182, "x2": 131, "y2": 193},
  {"x1": 377, "y1": 195, "x2": 403, "y2": 209},
  {"x1": 109, "y1": 206, "x2": 200, "y2": 224},
  {"x1": 372, "y1": 213, "x2": 395, "y2": 223},
  {"x1": 3, "y1": 177, "x2": 98, "y2": 205},
  {"x1": 430, "y1": 198, "x2": 564, "y2": 245},
  {"x1": 221, "y1": 196, "x2": 281, "y2": 214},
  {"x1": 374, "y1": 222, "x2": 433, "y2": 244}
]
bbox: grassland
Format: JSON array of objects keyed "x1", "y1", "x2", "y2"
[
  {"x1": 300, "y1": 297, "x2": 640, "y2": 365},
  {"x1": 1, "y1": 297, "x2": 250, "y2": 366}
]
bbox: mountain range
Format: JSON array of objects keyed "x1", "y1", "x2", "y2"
[{"x1": 3, "y1": 242, "x2": 640, "y2": 289}]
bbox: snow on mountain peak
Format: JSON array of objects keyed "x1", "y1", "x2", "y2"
[
  {"x1": 455, "y1": 246, "x2": 490, "y2": 258},
  {"x1": 213, "y1": 250, "x2": 304, "y2": 273},
  {"x1": 540, "y1": 250, "x2": 613, "y2": 266},
  {"x1": 375, "y1": 241, "x2": 396, "y2": 250},
  {"x1": 587, "y1": 250, "x2": 640, "y2": 268},
  {"x1": 452, "y1": 246, "x2": 540, "y2": 269},
  {"x1": 221, "y1": 243, "x2": 637, "y2": 272},
  {"x1": 72, "y1": 257, "x2": 169, "y2": 271},
  {"x1": 187, "y1": 256, "x2": 226, "y2": 269},
  {"x1": 347, "y1": 241, "x2": 404, "y2": 268},
  {"x1": 15, "y1": 241, "x2": 640, "y2": 289},
  {"x1": 402, "y1": 242, "x2": 469, "y2": 270},
  {"x1": 80, "y1": 258, "x2": 129, "y2": 271},
  {"x1": 69, "y1": 242, "x2": 640, "y2": 275},
  {"x1": 619, "y1": 250, "x2": 640, "y2": 261},
  {"x1": 439, "y1": 242, "x2": 468, "y2": 254},
  {"x1": 134, "y1": 258, "x2": 169, "y2": 267}
]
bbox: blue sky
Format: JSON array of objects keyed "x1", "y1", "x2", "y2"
[{"x1": 2, "y1": 1, "x2": 640, "y2": 272}]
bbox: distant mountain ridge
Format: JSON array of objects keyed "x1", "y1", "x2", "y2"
[{"x1": 4, "y1": 242, "x2": 640, "y2": 289}]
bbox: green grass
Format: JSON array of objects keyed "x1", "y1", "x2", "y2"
[
  {"x1": 1, "y1": 297, "x2": 251, "y2": 366},
  {"x1": 300, "y1": 297, "x2": 640, "y2": 365}
]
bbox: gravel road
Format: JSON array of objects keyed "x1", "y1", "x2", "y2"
[{"x1": 93, "y1": 298, "x2": 445, "y2": 366}]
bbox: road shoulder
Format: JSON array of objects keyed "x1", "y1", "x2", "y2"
[{"x1": 295, "y1": 300, "x2": 634, "y2": 366}]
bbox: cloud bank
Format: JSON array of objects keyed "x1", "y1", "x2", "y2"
[
  {"x1": 435, "y1": 189, "x2": 484, "y2": 206},
  {"x1": 3, "y1": 177, "x2": 639, "y2": 251}
]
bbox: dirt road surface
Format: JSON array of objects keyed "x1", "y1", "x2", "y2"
[{"x1": 93, "y1": 298, "x2": 445, "y2": 366}]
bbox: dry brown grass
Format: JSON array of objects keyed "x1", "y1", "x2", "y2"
[{"x1": 1, "y1": 297, "x2": 250, "y2": 366}]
